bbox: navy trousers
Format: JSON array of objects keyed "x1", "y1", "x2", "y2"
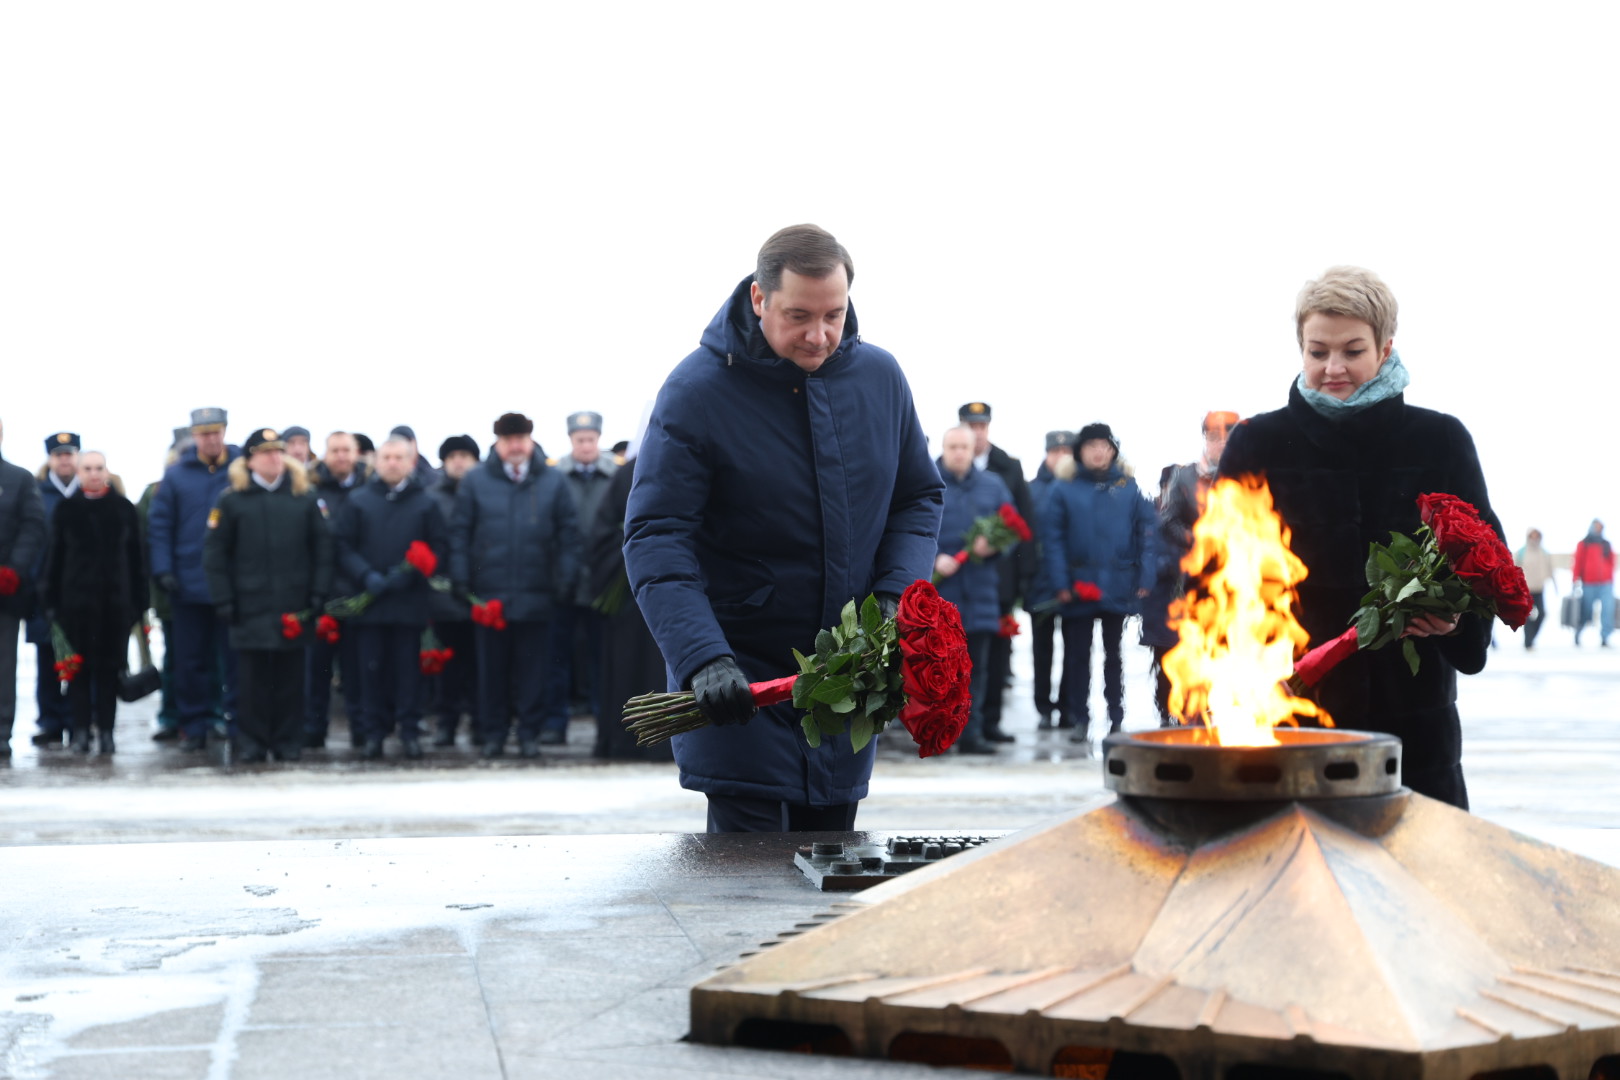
[
  {"x1": 1060, "y1": 612, "x2": 1127, "y2": 735},
  {"x1": 354, "y1": 624, "x2": 423, "y2": 742},
  {"x1": 34, "y1": 640, "x2": 73, "y2": 736},
  {"x1": 429, "y1": 620, "x2": 477, "y2": 736},
  {"x1": 543, "y1": 605, "x2": 603, "y2": 734},
  {"x1": 238, "y1": 648, "x2": 305, "y2": 757},
  {"x1": 171, "y1": 602, "x2": 238, "y2": 739},
  {"x1": 305, "y1": 632, "x2": 363, "y2": 742},
  {"x1": 477, "y1": 620, "x2": 549, "y2": 744},
  {"x1": 705, "y1": 795, "x2": 859, "y2": 834}
]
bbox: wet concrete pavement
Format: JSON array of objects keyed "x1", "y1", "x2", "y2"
[{"x1": 3, "y1": 633, "x2": 1618, "y2": 1077}]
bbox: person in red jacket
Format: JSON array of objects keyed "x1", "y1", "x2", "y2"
[{"x1": 1571, "y1": 519, "x2": 1615, "y2": 647}]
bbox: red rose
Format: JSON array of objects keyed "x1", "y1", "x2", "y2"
[
  {"x1": 899, "y1": 696, "x2": 968, "y2": 758},
  {"x1": 0, "y1": 566, "x2": 18, "y2": 596},
  {"x1": 281, "y1": 613, "x2": 303, "y2": 640},
  {"x1": 1452, "y1": 538, "x2": 1510, "y2": 579},
  {"x1": 896, "y1": 580, "x2": 948, "y2": 635},
  {"x1": 997, "y1": 503, "x2": 1033, "y2": 543},
  {"x1": 1417, "y1": 493, "x2": 1472, "y2": 529},
  {"x1": 1485, "y1": 563, "x2": 1533, "y2": 628},
  {"x1": 997, "y1": 613, "x2": 1021, "y2": 638},
  {"x1": 404, "y1": 541, "x2": 438, "y2": 578}
]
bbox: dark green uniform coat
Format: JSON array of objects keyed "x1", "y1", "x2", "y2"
[{"x1": 203, "y1": 459, "x2": 334, "y2": 651}]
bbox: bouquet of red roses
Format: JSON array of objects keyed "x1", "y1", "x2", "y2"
[
  {"x1": 1289, "y1": 492, "x2": 1532, "y2": 692},
  {"x1": 419, "y1": 626, "x2": 454, "y2": 675},
  {"x1": 934, "y1": 503, "x2": 1032, "y2": 581},
  {"x1": 621, "y1": 580, "x2": 971, "y2": 758},
  {"x1": 325, "y1": 541, "x2": 445, "y2": 619},
  {"x1": 50, "y1": 623, "x2": 84, "y2": 685}
]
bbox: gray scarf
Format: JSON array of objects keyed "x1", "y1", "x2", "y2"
[{"x1": 1296, "y1": 350, "x2": 1410, "y2": 418}]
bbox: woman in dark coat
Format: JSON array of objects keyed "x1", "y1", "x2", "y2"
[
  {"x1": 1220, "y1": 265, "x2": 1501, "y2": 810},
  {"x1": 44, "y1": 452, "x2": 147, "y2": 754}
]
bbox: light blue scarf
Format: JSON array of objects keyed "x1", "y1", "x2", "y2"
[{"x1": 1296, "y1": 350, "x2": 1410, "y2": 418}]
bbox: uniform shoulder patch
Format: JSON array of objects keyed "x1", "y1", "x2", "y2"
[
  {"x1": 316, "y1": 497, "x2": 330, "y2": 519},
  {"x1": 207, "y1": 507, "x2": 222, "y2": 529}
]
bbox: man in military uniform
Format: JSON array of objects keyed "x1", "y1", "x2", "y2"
[
  {"x1": 957, "y1": 403, "x2": 1037, "y2": 744},
  {"x1": 27, "y1": 432, "x2": 81, "y2": 748},
  {"x1": 0, "y1": 418, "x2": 48, "y2": 758},
  {"x1": 542, "y1": 411, "x2": 617, "y2": 745},
  {"x1": 149, "y1": 407, "x2": 242, "y2": 752}
]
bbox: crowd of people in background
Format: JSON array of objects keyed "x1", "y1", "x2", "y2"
[{"x1": 0, "y1": 398, "x2": 1607, "y2": 764}]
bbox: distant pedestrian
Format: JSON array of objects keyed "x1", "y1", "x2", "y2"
[
  {"x1": 450, "y1": 412, "x2": 579, "y2": 759},
  {"x1": 281, "y1": 426, "x2": 313, "y2": 466},
  {"x1": 934, "y1": 426, "x2": 1014, "y2": 755},
  {"x1": 1039, "y1": 422, "x2": 1155, "y2": 753},
  {"x1": 1572, "y1": 519, "x2": 1615, "y2": 647},
  {"x1": 546, "y1": 410, "x2": 617, "y2": 745},
  {"x1": 1028, "y1": 431, "x2": 1074, "y2": 729},
  {"x1": 26, "y1": 432, "x2": 81, "y2": 748},
  {"x1": 335, "y1": 437, "x2": 446, "y2": 760},
  {"x1": 148, "y1": 407, "x2": 242, "y2": 751},
  {"x1": 0, "y1": 418, "x2": 48, "y2": 758},
  {"x1": 303, "y1": 431, "x2": 369, "y2": 749},
  {"x1": 43, "y1": 452, "x2": 146, "y2": 754},
  {"x1": 426, "y1": 435, "x2": 481, "y2": 747},
  {"x1": 1514, "y1": 529, "x2": 1556, "y2": 650},
  {"x1": 204, "y1": 429, "x2": 333, "y2": 762}
]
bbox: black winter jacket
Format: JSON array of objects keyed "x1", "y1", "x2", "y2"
[
  {"x1": 204, "y1": 460, "x2": 334, "y2": 650},
  {"x1": 44, "y1": 491, "x2": 148, "y2": 656},
  {"x1": 450, "y1": 452, "x2": 579, "y2": 624},
  {"x1": 0, "y1": 455, "x2": 46, "y2": 618},
  {"x1": 335, "y1": 474, "x2": 446, "y2": 627},
  {"x1": 1220, "y1": 385, "x2": 1499, "y2": 809}
]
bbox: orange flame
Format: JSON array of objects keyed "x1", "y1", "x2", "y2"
[{"x1": 1162, "y1": 476, "x2": 1331, "y2": 745}]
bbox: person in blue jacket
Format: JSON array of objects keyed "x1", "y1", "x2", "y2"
[
  {"x1": 148, "y1": 407, "x2": 242, "y2": 751},
  {"x1": 1039, "y1": 422, "x2": 1155, "y2": 753},
  {"x1": 933, "y1": 426, "x2": 1013, "y2": 756},
  {"x1": 624, "y1": 224, "x2": 943, "y2": 834}
]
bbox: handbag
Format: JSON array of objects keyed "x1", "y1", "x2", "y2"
[
  {"x1": 1560, "y1": 590, "x2": 1583, "y2": 631},
  {"x1": 118, "y1": 615, "x2": 164, "y2": 703}
]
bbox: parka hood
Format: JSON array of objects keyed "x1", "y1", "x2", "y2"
[
  {"x1": 699, "y1": 275, "x2": 862, "y2": 376},
  {"x1": 229, "y1": 455, "x2": 311, "y2": 495}
]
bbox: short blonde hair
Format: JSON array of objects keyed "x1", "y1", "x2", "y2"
[{"x1": 1295, "y1": 265, "x2": 1398, "y2": 350}]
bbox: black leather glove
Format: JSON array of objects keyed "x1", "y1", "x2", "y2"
[
  {"x1": 363, "y1": 571, "x2": 388, "y2": 596},
  {"x1": 216, "y1": 603, "x2": 236, "y2": 626},
  {"x1": 691, "y1": 656, "x2": 756, "y2": 727},
  {"x1": 157, "y1": 574, "x2": 180, "y2": 596},
  {"x1": 876, "y1": 592, "x2": 900, "y2": 622}
]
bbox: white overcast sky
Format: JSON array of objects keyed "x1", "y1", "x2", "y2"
[{"x1": 3, "y1": 2, "x2": 1615, "y2": 551}]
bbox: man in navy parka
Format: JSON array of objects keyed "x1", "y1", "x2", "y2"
[{"x1": 624, "y1": 224, "x2": 943, "y2": 834}]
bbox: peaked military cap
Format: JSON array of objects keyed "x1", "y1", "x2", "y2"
[
  {"x1": 958, "y1": 402, "x2": 992, "y2": 422},
  {"x1": 243, "y1": 427, "x2": 285, "y2": 456},
  {"x1": 567, "y1": 411, "x2": 603, "y2": 434},
  {"x1": 46, "y1": 432, "x2": 81, "y2": 455},
  {"x1": 170, "y1": 426, "x2": 193, "y2": 450},
  {"x1": 190, "y1": 407, "x2": 228, "y2": 432}
]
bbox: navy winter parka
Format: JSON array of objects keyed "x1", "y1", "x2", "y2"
[
  {"x1": 334, "y1": 475, "x2": 447, "y2": 627},
  {"x1": 1039, "y1": 461, "x2": 1156, "y2": 618},
  {"x1": 624, "y1": 276, "x2": 944, "y2": 806},
  {"x1": 449, "y1": 451, "x2": 580, "y2": 624},
  {"x1": 936, "y1": 466, "x2": 1013, "y2": 635},
  {"x1": 148, "y1": 446, "x2": 243, "y2": 605}
]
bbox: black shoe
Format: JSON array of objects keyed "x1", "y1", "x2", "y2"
[
  {"x1": 32, "y1": 730, "x2": 65, "y2": 747},
  {"x1": 518, "y1": 737, "x2": 542, "y2": 758},
  {"x1": 276, "y1": 747, "x2": 302, "y2": 762},
  {"x1": 362, "y1": 737, "x2": 385, "y2": 760},
  {"x1": 482, "y1": 740, "x2": 505, "y2": 759},
  {"x1": 179, "y1": 734, "x2": 208, "y2": 752},
  {"x1": 71, "y1": 729, "x2": 93, "y2": 754},
  {"x1": 151, "y1": 726, "x2": 181, "y2": 743},
  {"x1": 1068, "y1": 728, "x2": 1092, "y2": 745},
  {"x1": 401, "y1": 736, "x2": 423, "y2": 760},
  {"x1": 985, "y1": 730, "x2": 1015, "y2": 743},
  {"x1": 303, "y1": 732, "x2": 326, "y2": 750},
  {"x1": 97, "y1": 732, "x2": 116, "y2": 755},
  {"x1": 431, "y1": 728, "x2": 457, "y2": 748},
  {"x1": 1037, "y1": 713, "x2": 1055, "y2": 731},
  {"x1": 238, "y1": 749, "x2": 268, "y2": 764},
  {"x1": 538, "y1": 730, "x2": 566, "y2": 746},
  {"x1": 955, "y1": 738, "x2": 998, "y2": 755}
]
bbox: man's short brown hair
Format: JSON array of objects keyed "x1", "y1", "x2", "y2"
[{"x1": 755, "y1": 224, "x2": 854, "y2": 300}]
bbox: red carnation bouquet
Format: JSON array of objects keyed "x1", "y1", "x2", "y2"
[
  {"x1": 419, "y1": 627, "x2": 454, "y2": 675},
  {"x1": 0, "y1": 566, "x2": 19, "y2": 596},
  {"x1": 997, "y1": 613, "x2": 1021, "y2": 639},
  {"x1": 280, "y1": 611, "x2": 308, "y2": 640},
  {"x1": 50, "y1": 623, "x2": 83, "y2": 685},
  {"x1": 1071, "y1": 581, "x2": 1103, "y2": 603},
  {"x1": 315, "y1": 614, "x2": 342, "y2": 644},
  {"x1": 326, "y1": 541, "x2": 446, "y2": 619},
  {"x1": 622, "y1": 580, "x2": 971, "y2": 758},
  {"x1": 468, "y1": 596, "x2": 507, "y2": 630},
  {"x1": 934, "y1": 503, "x2": 1032, "y2": 581},
  {"x1": 1288, "y1": 492, "x2": 1532, "y2": 692}
]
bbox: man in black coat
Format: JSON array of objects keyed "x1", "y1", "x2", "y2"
[
  {"x1": 0, "y1": 419, "x2": 48, "y2": 758},
  {"x1": 451, "y1": 412, "x2": 580, "y2": 760},
  {"x1": 43, "y1": 452, "x2": 147, "y2": 754},
  {"x1": 25, "y1": 432, "x2": 81, "y2": 748},
  {"x1": 425, "y1": 435, "x2": 481, "y2": 747},
  {"x1": 303, "y1": 431, "x2": 369, "y2": 749},
  {"x1": 204, "y1": 429, "x2": 333, "y2": 762},
  {"x1": 336, "y1": 436, "x2": 447, "y2": 760},
  {"x1": 958, "y1": 402, "x2": 1037, "y2": 743}
]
